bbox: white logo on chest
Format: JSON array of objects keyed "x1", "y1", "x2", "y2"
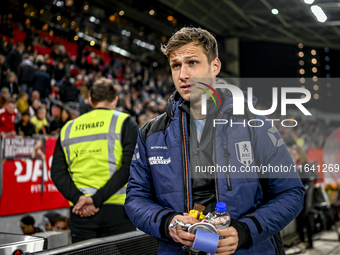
[
  {"x1": 235, "y1": 141, "x2": 253, "y2": 166},
  {"x1": 148, "y1": 156, "x2": 171, "y2": 165}
]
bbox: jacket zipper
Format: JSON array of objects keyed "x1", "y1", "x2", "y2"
[
  {"x1": 213, "y1": 117, "x2": 222, "y2": 202},
  {"x1": 213, "y1": 112, "x2": 223, "y2": 201},
  {"x1": 224, "y1": 149, "x2": 232, "y2": 190},
  {"x1": 212, "y1": 125, "x2": 219, "y2": 202},
  {"x1": 181, "y1": 112, "x2": 190, "y2": 213},
  {"x1": 220, "y1": 111, "x2": 233, "y2": 192}
]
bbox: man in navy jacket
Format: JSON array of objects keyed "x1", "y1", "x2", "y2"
[
  {"x1": 125, "y1": 27, "x2": 304, "y2": 255},
  {"x1": 30, "y1": 65, "x2": 51, "y2": 102}
]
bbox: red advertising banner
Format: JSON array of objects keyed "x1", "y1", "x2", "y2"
[{"x1": 0, "y1": 137, "x2": 69, "y2": 216}]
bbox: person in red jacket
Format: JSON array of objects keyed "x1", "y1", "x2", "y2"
[{"x1": 0, "y1": 99, "x2": 17, "y2": 136}]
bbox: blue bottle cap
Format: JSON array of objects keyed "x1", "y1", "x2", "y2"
[{"x1": 215, "y1": 202, "x2": 226, "y2": 212}]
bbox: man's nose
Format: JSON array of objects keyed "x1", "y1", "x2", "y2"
[{"x1": 179, "y1": 65, "x2": 190, "y2": 81}]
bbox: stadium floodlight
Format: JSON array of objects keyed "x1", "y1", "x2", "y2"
[
  {"x1": 304, "y1": 0, "x2": 314, "y2": 4},
  {"x1": 133, "y1": 39, "x2": 155, "y2": 51},
  {"x1": 271, "y1": 9, "x2": 279, "y2": 15},
  {"x1": 53, "y1": 0, "x2": 64, "y2": 7},
  {"x1": 121, "y1": 30, "x2": 131, "y2": 37},
  {"x1": 108, "y1": 45, "x2": 132, "y2": 58},
  {"x1": 89, "y1": 16, "x2": 96, "y2": 22},
  {"x1": 311, "y1": 5, "x2": 327, "y2": 22}
]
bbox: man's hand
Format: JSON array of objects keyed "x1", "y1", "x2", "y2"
[
  {"x1": 168, "y1": 214, "x2": 200, "y2": 246},
  {"x1": 72, "y1": 195, "x2": 99, "y2": 217},
  {"x1": 215, "y1": 227, "x2": 239, "y2": 255},
  {"x1": 78, "y1": 204, "x2": 99, "y2": 217}
]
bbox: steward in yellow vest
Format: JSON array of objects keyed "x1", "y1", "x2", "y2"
[{"x1": 51, "y1": 78, "x2": 138, "y2": 243}]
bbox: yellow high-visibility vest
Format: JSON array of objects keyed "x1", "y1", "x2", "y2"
[{"x1": 60, "y1": 109, "x2": 129, "y2": 205}]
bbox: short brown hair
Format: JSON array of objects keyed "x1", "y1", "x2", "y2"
[
  {"x1": 37, "y1": 107, "x2": 46, "y2": 113},
  {"x1": 55, "y1": 216, "x2": 69, "y2": 225},
  {"x1": 7, "y1": 99, "x2": 16, "y2": 105},
  {"x1": 54, "y1": 216, "x2": 69, "y2": 230},
  {"x1": 161, "y1": 27, "x2": 218, "y2": 63},
  {"x1": 89, "y1": 78, "x2": 117, "y2": 106}
]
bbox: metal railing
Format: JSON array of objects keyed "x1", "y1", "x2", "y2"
[
  {"x1": 49, "y1": 98, "x2": 80, "y2": 118},
  {"x1": 25, "y1": 231, "x2": 158, "y2": 255}
]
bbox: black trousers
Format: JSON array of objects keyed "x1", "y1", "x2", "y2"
[
  {"x1": 70, "y1": 204, "x2": 136, "y2": 243},
  {"x1": 296, "y1": 184, "x2": 314, "y2": 245},
  {"x1": 296, "y1": 211, "x2": 313, "y2": 245}
]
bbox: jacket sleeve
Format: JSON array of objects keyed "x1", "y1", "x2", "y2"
[
  {"x1": 50, "y1": 136, "x2": 83, "y2": 205},
  {"x1": 29, "y1": 73, "x2": 35, "y2": 88},
  {"x1": 125, "y1": 130, "x2": 175, "y2": 240},
  {"x1": 11, "y1": 114, "x2": 15, "y2": 133},
  {"x1": 238, "y1": 115, "x2": 305, "y2": 247},
  {"x1": 91, "y1": 117, "x2": 138, "y2": 208},
  {"x1": 17, "y1": 67, "x2": 23, "y2": 84},
  {"x1": 14, "y1": 83, "x2": 20, "y2": 95},
  {"x1": 27, "y1": 123, "x2": 36, "y2": 137}
]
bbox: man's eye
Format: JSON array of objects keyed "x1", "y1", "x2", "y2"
[
  {"x1": 172, "y1": 64, "x2": 180, "y2": 69},
  {"x1": 190, "y1": 61, "x2": 197, "y2": 65}
]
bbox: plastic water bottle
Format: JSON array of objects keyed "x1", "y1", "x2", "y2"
[{"x1": 212, "y1": 202, "x2": 231, "y2": 230}]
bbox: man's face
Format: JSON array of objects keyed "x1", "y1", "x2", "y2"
[
  {"x1": 61, "y1": 109, "x2": 69, "y2": 121},
  {"x1": 290, "y1": 149, "x2": 299, "y2": 163},
  {"x1": 53, "y1": 221, "x2": 69, "y2": 231},
  {"x1": 31, "y1": 92, "x2": 40, "y2": 100},
  {"x1": 44, "y1": 222, "x2": 52, "y2": 231},
  {"x1": 9, "y1": 75, "x2": 15, "y2": 83},
  {"x1": 37, "y1": 110, "x2": 46, "y2": 120},
  {"x1": 17, "y1": 45, "x2": 25, "y2": 53},
  {"x1": 6, "y1": 103, "x2": 16, "y2": 114},
  {"x1": 20, "y1": 222, "x2": 33, "y2": 234},
  {"x1": 169, "y1": 42, "x2": 220, "y2": 102},
  {"x1": 22, "y1": 114, "x2": 30, "y2": 122},
  {"x1": 2, "y1": 92, "x2": 8, "y2": 99}
]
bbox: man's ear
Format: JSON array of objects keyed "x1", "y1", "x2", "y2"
[
  {"x1": 113, "y1": 96, "x2": 118, "y2": 108},
  {"x1": 212, "y1": 58, "x2": 221, "y2": 76},
  {"x1": 88, "y1": 97, "x2": 94, "y2": 107}
]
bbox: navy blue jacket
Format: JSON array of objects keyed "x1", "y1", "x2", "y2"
[
  {"x1": 125, "y1": 90, "x2": 304, "y2": 254},
  {"x1": 30, "y1": 70, "x2": 51, "y2": 98}
]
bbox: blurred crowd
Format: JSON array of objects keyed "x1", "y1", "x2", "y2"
[
  {"x1": 20, "y1": 212, "x2": 69, "y2": 235},
  {"x1": 253, "y1": 101, "x2": 336, "y2": 151},
  {"x1": 0, "y1": 20, "x2": 174, "y2": 138},
  {"x1": 278, "y1": 119, "x2": 333, "y2": 151},
  {"x1": 0, "y1": 20, "x2": 336, "y2": 151}
]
